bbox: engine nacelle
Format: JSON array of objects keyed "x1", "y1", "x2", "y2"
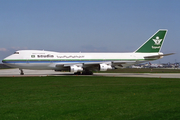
[
  {"x1": 99, "y1": 64, "x2": 112, "y2": 71},
  {"x1": 69, "y1": 65, "x2": 83, "y2": 72}
]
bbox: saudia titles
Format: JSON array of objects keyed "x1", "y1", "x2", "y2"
[{"x1": 152, "y1": 36, "x2": 162, "y2": 49}]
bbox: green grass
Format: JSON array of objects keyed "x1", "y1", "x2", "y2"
[{"x1": 0, "y1": 76, "x2": 180, "y2": 120}]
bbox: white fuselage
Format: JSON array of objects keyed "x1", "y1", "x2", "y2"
[{"x1": 2, "y1": 50, "x2": 162, "y2": 70}]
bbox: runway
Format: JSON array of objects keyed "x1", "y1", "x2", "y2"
[
  {"x1": 0, "y1": 68, "x2": 180, "y2": 78},
  {"x1": 95, "y1": 73, "x2": 180, "y2": 78}
]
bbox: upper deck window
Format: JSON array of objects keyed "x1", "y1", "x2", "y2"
[{"x1": 14, "y1": 52, "x2": 19, "y2": 54}]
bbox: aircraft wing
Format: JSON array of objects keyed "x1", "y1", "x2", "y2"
[
  {"x1": 56, "y1": 61, "x2": 137, "y2": 71},
  {"x1": 56, "y1": 63, "x2": 83, "y2": 68},
  {"x1": 144, "y1": 53, "x2": 174, "y2": 59},
  {"x1": 111, "y1": 61, "x2": 137, "y2": 68},
  {"x1": 55, "y1": 62, "x2": 101, "y2": 71},
  {"x1": 84, "y1": 61, "x2": 136, "y2": 66}
]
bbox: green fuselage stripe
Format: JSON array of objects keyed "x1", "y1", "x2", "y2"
[{"x1": 3, "y1": 58, "x2": 156, "y2": 62}]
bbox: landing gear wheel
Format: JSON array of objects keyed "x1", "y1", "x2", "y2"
[
  {"x1": 19, "y1": 69, "x2": 24, "y2": 75},
  {"x1": 82, "y1": 71, "x2": 93, "y2": 75},
  {"x1": 74, "y1": 72, "x2": 81, "y2": 75},
  {"x1": 74, "y1": 71, "x2": 93, "y2": 75}
]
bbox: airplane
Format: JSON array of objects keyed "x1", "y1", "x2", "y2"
[
  {"x1": 148, "y1": 62, "x2": 163, "y2": 68},
  {"x1": 131, "y1": 65, "x2": 143, "y2": 69},
  {"x1": 2, "y1": 29, "x2": 174, "y2": 75},
  {"x1": 162, "y1": 62, "x2": 179, "y2": 68}
]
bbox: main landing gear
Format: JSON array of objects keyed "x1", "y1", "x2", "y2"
[
  {"x1": 74, "y1": 71, "x2": 93, "y2": 75},
  {"x1": 19, "y1": 69, "x2": 24, "y2": 75}
]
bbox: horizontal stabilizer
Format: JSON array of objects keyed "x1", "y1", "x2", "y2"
[
  {"x1": 83, "y1": 62, "x2": 110, "y2": 65},
  {"x1": 144, "y1": 53, "x2": 174, "y2": 59},
  {"x1": 112, "y1": 61, "x2": 136, "y2": 65}
]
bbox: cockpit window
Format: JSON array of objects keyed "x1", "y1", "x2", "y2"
[{"x1": 14, "y1": 52, "x2": 19, "y2": 54}]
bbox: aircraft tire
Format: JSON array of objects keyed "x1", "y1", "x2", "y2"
[{"x1": 82, "y1": 71, "x2": 93, "y2": 75}]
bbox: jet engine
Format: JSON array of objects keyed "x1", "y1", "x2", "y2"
[
  {"x1": 99, "y1": 64, "x2": 112, "y2": 71},
  {"x1": 69, "y1": 65, "x2": 83, "y2": 72}
]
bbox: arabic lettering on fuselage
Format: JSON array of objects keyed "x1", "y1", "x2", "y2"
[
  {"x1": 57, "y1": 55, "x2": 84, "y2": 58},
  {"x1": 36, "y1": 54, "x2": 85, "y2": 58}
]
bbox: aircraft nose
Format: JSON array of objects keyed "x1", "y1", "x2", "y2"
[
  {"x1": 2, "y1": 56, "x2": 16, "y2": 68},
  {"x1": 2, "y1": 58, "x2": 6, "y2": 63},
  {"x1": 2, "y1": 57, "x2": 8, "y2": 63}
]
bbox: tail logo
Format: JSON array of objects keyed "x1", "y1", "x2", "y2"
[{"x1": 153, "y1": 36, "x2": 162, "y2": 45}]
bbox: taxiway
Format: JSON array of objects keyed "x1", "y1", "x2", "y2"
[{"x1": 0, "y1": 68, "x2": 180, "y2": 78}]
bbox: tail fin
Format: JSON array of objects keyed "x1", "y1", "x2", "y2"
[{"x1": 135, "y1": 29, "x2": 167, "y2": 53}]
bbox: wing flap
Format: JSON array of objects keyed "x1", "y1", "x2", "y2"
[
  {"x1": 112, "y1": 61, "x2": 137, "y2": 68},
  {"x1": 56, "y1": 64, "x2": 83, "y2": 68}
]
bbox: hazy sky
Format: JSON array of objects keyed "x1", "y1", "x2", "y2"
[{"x1": 1, "y1": 0, "x2": 180, "y2": 63}]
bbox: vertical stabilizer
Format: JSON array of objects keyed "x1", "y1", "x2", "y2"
[{"x1": 135, "y1": 29, "x2": 167, "y2": 53}]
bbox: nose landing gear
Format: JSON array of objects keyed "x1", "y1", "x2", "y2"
[{"x1": 19, "y1": 69, "x2": 24, "y2": 75}]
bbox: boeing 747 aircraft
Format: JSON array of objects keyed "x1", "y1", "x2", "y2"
[{"x1": 2, "y1": 29, "x2": 174, "y2": 75}]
